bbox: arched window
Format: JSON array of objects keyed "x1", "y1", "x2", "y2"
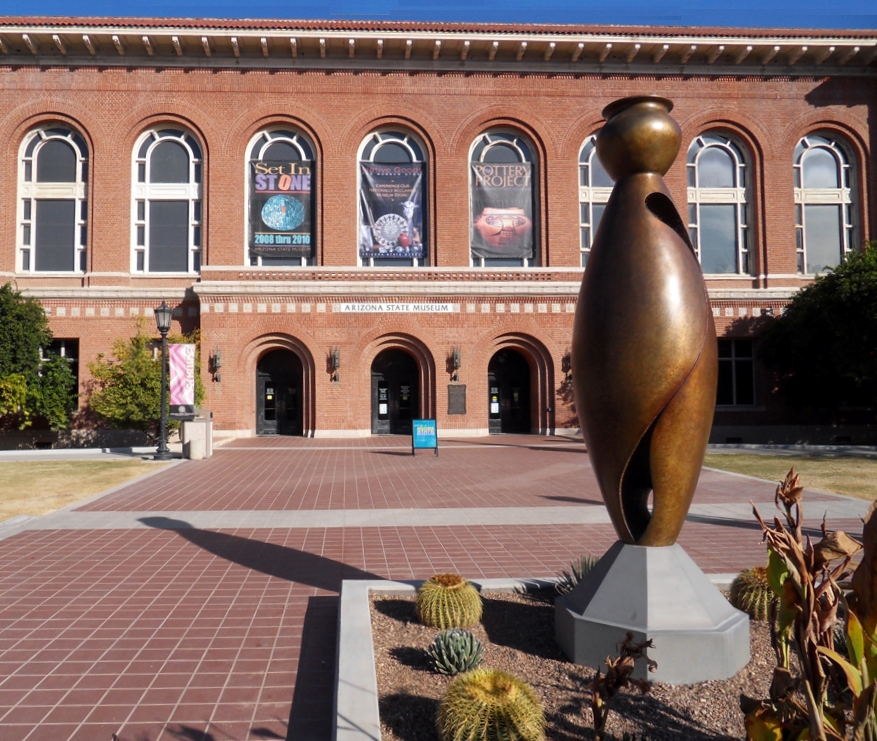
[
  {"x1": 132, "y1": 128, "x2": 203, "y2": 273},
  {"x1": 578, "y1": 135, "x2": 614, "y2": 267},
  {"x1": 358, "y1": 131, "x2": 428, "y2": 267},
  {"x1": 686, "y1": 133, "x2": 751, "y2": 275},
  {"x1": 794, "y1": 134, "x2": 855, "y2": 274},
  {"x1": 248, "y1": 129, "x2": 316, "y2": 267},
  {"x1": 470, "y1": 131, "x2": 538, "y2": 267},
  {"x1": 18, "y1": 127, "x2": 88, "y2": 273}
]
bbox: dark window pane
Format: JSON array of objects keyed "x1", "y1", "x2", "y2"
[
  {"x1": 697, "y1": 147, "x2": 735, "y2": 188},
  {"x1": 23, "y1": 201, "x2": 32, "y2": 220},
  {"x1": 138, "y1": 138, "x2": 152, "y2": 158},
  {"x1": 80, "y1": 225, "x2": 87, "y2": 245},
  {"x1": 150, "y1": 141, "x2": 189, "y2": 183},
  {"x1": 81, "y1": 161, "x2": 88, "y2": 183},
  {"x1": 735, "y1": 340, "x2": 753, "y2": 358},
  {"x1": 482, "y1": 143, "x2": 520, "y2": 164},
  {"x1": 374, "y1": 258, "x2": 414, "y2": 267},
  {"x1": 483, "y1": 258, "x2": 525, "y2": 267},
  {"x1": 263, "y1": 141, "x2": 302, "y2": 161},
  {"x1": 736, "y1": 359, "x2": 755, "y2": 405},
  {"x1": 593, "y1": 204, "x2": 606, "y2": 234},
  {"x1": 138, "y1": 163, "x2": 146, "y2": 182},
  {"x1": 581, "y1": 227, "x2": 590, "y2": 250},
  {"x1": 37, "y1": 140, "x2": 77, "y2": 182},
  {"x1": 591, "y1": 157, "x2": 614, "y2": 188},
  {"x1": 803, "y1": 148, "x2": 840, "y2": 189},
  {"x1": 24, "y1": 162, "x2": 32, "y2": 181},
  {"x1": 137, "y1": 201, "x2": 145, "y2": 221},
  {"x1": 717, "y1": 339, "x2": 732, "y2": 358},
  {"x1": 80, "y1": 201, "x2": 88, "y2": 220},
  {"x1": 700, "y1": 204, "x2": 737, "y2": 273},
  {"x1": 136, "y1": 251, "x2": 145, "y2": 271},
  {"x1": 23, "y1": 224, "x2": 31, "y2": 245},
  {"x1": 34, "y1": 199, "x2": 75, "y2": 271},
  {"x1": 185, "y1": 135, "x2": 202, "y2": 159},
  {"x1": 22, "y1": 251, "x2": 30, "y2": 271},
  {"x1": 193, "y1": 201, "x2": 202, "y2": 221},
  {"x1": 579, "y1": 166, "x2": 588, "y2": 186},
  {"x1": 149, "y1": 201, "x2": 189, "y2": 272},
  {"x1": 805, "y1": 205, "x2": 842, "y2": 274},
  {"x1": 716, "y1": 360, "x2": 734, "y2": 405},
  {"x1": 25, "y1": 137, "x2": 40, "y2": 157},
  {"x1": 580, "y1": 204, "x2": 588, "y2": 224},
  {"x1": 372, "y1": 141, "x2": 412, "y2": 164}
]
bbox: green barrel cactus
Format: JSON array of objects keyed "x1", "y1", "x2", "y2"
[
  {"x1": 729, "y1": 565, "x2": 773, "y2": 620},
  {"x1": 416, "y1": 573, "x2": 482, "y2": 629},
  {"x1": 437, "y1": 667, "x2": 545, "y2": 741},
  {"x1": 428, "y1": 629, "x2": 485, "y2": 676}
]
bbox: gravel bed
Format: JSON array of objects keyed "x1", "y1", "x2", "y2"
[{"x1": 371, "y1": 590, "x2": 772, "y2": 741}]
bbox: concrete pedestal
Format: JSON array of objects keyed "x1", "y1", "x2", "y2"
[{"x1": 555, "y1": 541, "x2": 749, "y2": 684}]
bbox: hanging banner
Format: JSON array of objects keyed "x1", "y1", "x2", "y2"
[
  {"x1": 169, "y1": 343, "x2": 196, "y2": 418},
  {"x1": 249, "y1": 160, "x2": 314, "y2": 258},
  {"x1": 358, "y1": 163, "x2": 425, "y2": 260},
  {"x1": 470, "y1": 163, "x2": 534, "y2": 260}
]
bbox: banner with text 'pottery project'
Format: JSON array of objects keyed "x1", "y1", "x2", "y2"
[
  {"x1": 470, "y1": 162, "x2": 534, "y2": 260},
  {"x1": 358, "y1": 163, "x2": 425, "y2": 260}
]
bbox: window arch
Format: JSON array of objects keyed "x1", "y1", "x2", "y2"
[
  {"x1": 794, "y1": 134, "x2": 856, "y2": 274},
  {"x1": 578, "y1": 135, "x2": 614, "y2": 267},
  {"x1": 686, "y1": 133, "x2": 751, "y2": 275},
  {"x1": 470, "y1": 130, "x2": 538, "y2": 267},
  {"x1": 132, "y1": 128, "x2": 203, "y2": 273},
  {"x1": 18, "y1": 126, "x2": 89, "y2": 273},
  {"x1": 358, "y1": 130, "x2": 428, "y2": 267},
  {"x1": 247, "y1": 129, "x2": 316, "y2": 267}
]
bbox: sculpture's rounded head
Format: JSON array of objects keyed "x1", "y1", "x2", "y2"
[{"x1": 597, "y1": 96, "x2": 681, "y2": 180}]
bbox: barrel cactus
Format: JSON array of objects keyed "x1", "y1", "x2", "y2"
[
  {"x1": 555, "y1": 554, "x2": 599, "y2": 595},
  {"x1": 437, "y1": 667, "x2": 545, "y2": 741},
  {"x1": 416, "y1": 573, "x2": 482, "y2": 629},
  {"x1": 729, "y1": 565, "x2": 773, "y2": 620},
  {"x1": 428, "y1": 629, "x2": 485, "y2": 676}
]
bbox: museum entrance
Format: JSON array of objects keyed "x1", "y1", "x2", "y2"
[
  {"x1": 371, "y1": 349, "x2": 419, "y2": 435},
  {"x1": 487, "y1": 349, "x2": 531, "y2": 434},
  {"x1": 256, "y1": 349, "x2": 303, "y2": 436}
]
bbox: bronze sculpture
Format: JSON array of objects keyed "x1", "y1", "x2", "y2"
[{"x1": 572, "y1": 96, "x2": 718, "y2": 547}]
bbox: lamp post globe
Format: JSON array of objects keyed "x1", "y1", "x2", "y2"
[{"x1": 154, "y1": 301, "x2": 173, "y2": 461}]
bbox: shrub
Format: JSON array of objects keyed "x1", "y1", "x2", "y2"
[
  {"x1": 555, "y1": 554, "x2": 599, "y2": 595},
  {"x1": 416, "y1": 573, "x2": 482, "y2": 629},
  {"x1": 427, "y1": 629, "x2": 484, "y2": 676},
  {"x1": 437, "y1": 667, "x2": 545, "y2": 741}
]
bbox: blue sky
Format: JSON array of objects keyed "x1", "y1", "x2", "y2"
[{"x1": 2, "y1": 0, "x2": 876, "y2": 30}]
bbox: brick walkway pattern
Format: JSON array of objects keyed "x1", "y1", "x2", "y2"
[{"x1": 0, "y1": 437, "x2": 868, "y2": 741}]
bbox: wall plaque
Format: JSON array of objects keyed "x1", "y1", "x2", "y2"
[{"x1": 448, "y1": 385, "x2": 467, "y2": 415}]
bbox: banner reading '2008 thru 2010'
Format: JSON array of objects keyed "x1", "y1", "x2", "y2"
[
  {"x1": 169, "y1": 344, "x2": 195, "y2": 417},
  {"x1": 249, "y1": 160, "x2": 314, "y2": 258},
  {"x1": 358, "y1": 163, "x2": 425, "y2": 260}
]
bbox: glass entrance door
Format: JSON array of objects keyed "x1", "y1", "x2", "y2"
[
  {"x1": 371, "y1": 349, "x2": 419, "y2": 435},
  {"x1": 256, "y1": 349, "x2": 303, "y2": 436},
  {"x1": 487, "y1": 349, "x2": 531, "y2": 434}
]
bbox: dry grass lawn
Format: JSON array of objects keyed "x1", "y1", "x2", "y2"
[
  {"x1": 0, "y1": 460, "x2": 169, "y2": 522},
  {"x1": 703, "y1": 453, "x2": 877, "y2": 501}
]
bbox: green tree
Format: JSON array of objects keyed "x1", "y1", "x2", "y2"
[
  {"x1": 0, "y1": 283, "x2": 78, "y2": 430},
  {"x1": 87, "y1": 321, "x2": 203, "y2": 440},
  {"x1": 759, "y1": 241, "x2": 877, "y2": 412}
]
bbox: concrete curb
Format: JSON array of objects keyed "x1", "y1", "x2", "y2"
[{"x1": 332, "y1": 573, "x2": 737, "y2": 741}]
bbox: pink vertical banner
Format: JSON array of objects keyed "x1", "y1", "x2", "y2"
[{"x1": 169, "y1": 344, "x2": 196, "y2": 411}]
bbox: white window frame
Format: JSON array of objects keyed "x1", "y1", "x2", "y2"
[
  {"x1": 18, "y1": 127, "x2": 89, "y2": 274},
  {"x1": 578, "y1": 135, "x2": 613, "y2": 267},
  {"x1": 246, "y1": 129, "x2": 315, "y2": 267},
  {"x1": 794, "y1": 134, "x2": 855, "y2": 275},
  {"x1": 469, "y1": 130, "x2": 538, "y2": 268},
  {"x1": 356, "y1": 130, "x2": 428, "y2": 267},
  {"x1": 686, "y1": 133, "x2": 751, "y2": 276},
  {"x1": 131, "y1": 128, "x2": 203, "y2": 274}
]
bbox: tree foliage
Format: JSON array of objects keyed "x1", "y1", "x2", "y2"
[
  {"x1": 760, "y1": 241, "x2": 877, "y2": 412},
  {"x1": 87, "y1": 320, "x2": 203, "y2": 439},
  {"x1": 0, "y1": 283, "x2": 78, "y2": 430}
]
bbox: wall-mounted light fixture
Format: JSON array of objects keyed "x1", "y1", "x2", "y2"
[
  {"x1": 330, "y1": 347, "x2": 341, "y2": 383},
  {"x1": 562, "y1": 350, "x2": 572, "y2": 382},
  {"x1": 763, "y1": 307, "x2": 775, "y2": 318},
  {"x1": 211, "y1": 349, "x2": 222, "y2": 383},
  {"x1": 452, "y1": 346, "x2": 461, "y2": 381}
]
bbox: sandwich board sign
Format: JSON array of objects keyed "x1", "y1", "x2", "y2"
[{"x1": 412, "y1": 419, "x2": 438, "y2": 456}]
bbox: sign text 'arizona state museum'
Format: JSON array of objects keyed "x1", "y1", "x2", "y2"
[
  {"x1": 249, "y1": 160, "x2": 314, "y2": 258},
  {"x1": 470, "y1": 163, "x2": 534, "y2": 260},
  {"x1": 359, "y1": 164, "x2": 425, "y2": 260}
]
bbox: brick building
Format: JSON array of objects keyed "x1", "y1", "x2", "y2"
[{"x1": 1, "y1": 18, "x2": 875, "y2": 441}]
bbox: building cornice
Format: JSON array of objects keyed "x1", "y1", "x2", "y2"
[{"x1": 1, "y1": 19, "x2": 874, "y2": 76}]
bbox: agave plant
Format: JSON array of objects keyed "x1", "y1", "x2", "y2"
[
  {"x1": 555, "y1": 554, "x2": 599, "y2": 595},
  {"x1": 427, "y1": 628, "x2": 485, "y2": 676}
]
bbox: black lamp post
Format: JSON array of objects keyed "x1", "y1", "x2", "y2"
[{"x1": 154, "y1": 301, "x2": 173, "y2": 461}]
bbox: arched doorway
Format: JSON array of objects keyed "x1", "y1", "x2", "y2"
[
  {"x1": 488, "y1": 349, "x2": 531, "y2": 434},
  {"x1": 371, "y1": 349, "x2": 419, "y2": 435},
  {"x1": 256, "y1": 349, "x2": 303, "y2": 435}
]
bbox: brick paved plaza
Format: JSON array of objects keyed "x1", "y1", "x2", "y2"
[{"x1": 0, "y1": 437, "x2": 869, "y2": 741}]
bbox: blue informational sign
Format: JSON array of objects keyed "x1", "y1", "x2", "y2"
[{"x1": 412, "y1": 419, "x2": 438, "y2": 456}]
